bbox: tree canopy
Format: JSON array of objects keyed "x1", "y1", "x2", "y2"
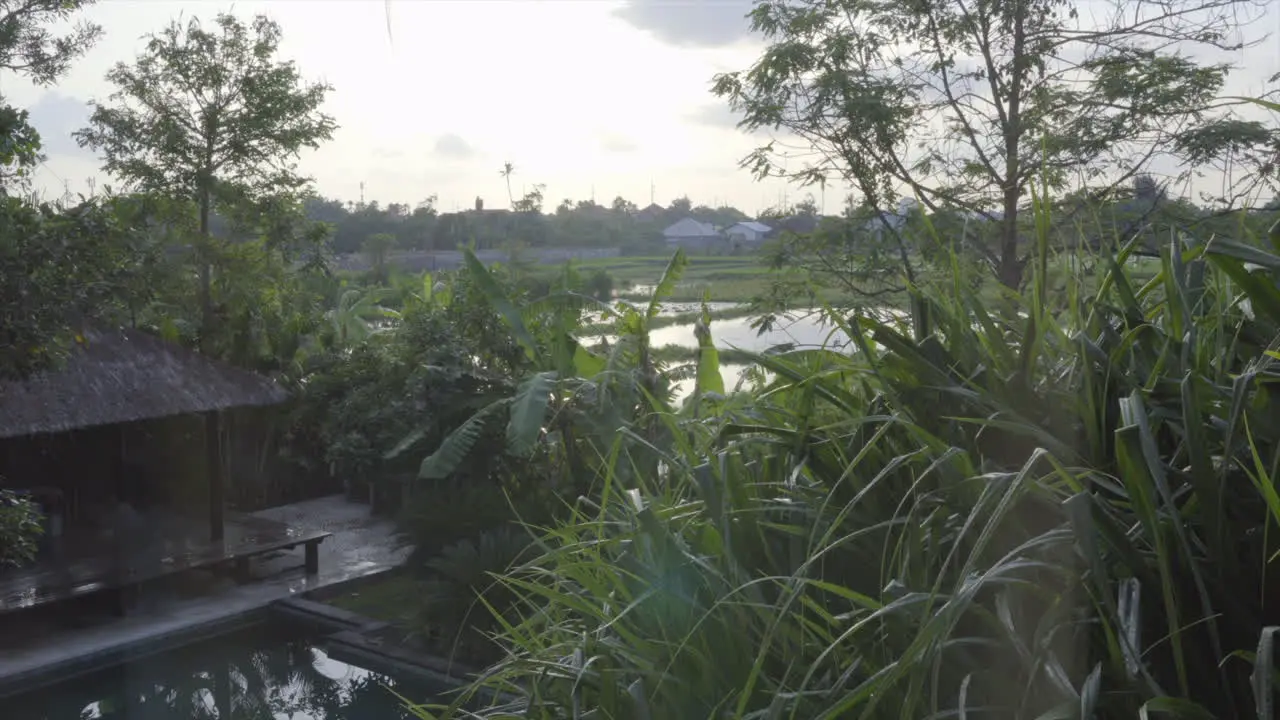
[
  {"x1": 76, "y1": 12, "x2": 337, "y2": 348},
  {"x1": 713, "y1": 0, "x2": 1280, "y2": 286},
  {"x1": 0, "y1": 0, "x2": 102, "y2": 191}
]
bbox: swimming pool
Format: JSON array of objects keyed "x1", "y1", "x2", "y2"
[{"x1": 3, "y1": 622, "x2": 445, "y2": 719}]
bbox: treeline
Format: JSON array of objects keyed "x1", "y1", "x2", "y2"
[{"x1": 303, "y1": 194, "x2": 758, "y2": 255}]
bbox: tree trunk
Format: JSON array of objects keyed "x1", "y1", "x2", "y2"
[
  {"x1": 998, "y1": 191, "x2": 1023, "y2": 289},
  {"x1": 997, "y1": 0, "x2": 1029, "y2": 290},
  {"x1": 198, "y1": 189, "x2": 213, "y2": 354}
]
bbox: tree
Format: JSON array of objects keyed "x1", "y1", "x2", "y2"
[
  {"x1": 500, "y1": 161, "x2": 516, "y2": 208},
  {"x1": 0, "y1": 0, "x2": 102, "y2": 191},
  {"x1": 611, "y1": 196, "x2": 637, "y2": 215},
  {"x1": 362, "y1": 232, "x2": 395, "y2": 283},
  {"x1": 714, "y1": 0, "x2": 1279, "y2": 288},
  {"x1": 76, "y1": 12, "x2": 337, "y2": 350}
]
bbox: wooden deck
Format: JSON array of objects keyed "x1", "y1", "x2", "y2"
[{"x1": 0, "y1": 513, "x2": 330, "y2": 615}]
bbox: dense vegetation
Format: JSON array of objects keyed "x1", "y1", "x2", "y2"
[
  {"x1": 304, "y1": 192, "x2": 757, "y2": 256},
  {"x1": 4, "y1": 0, "x2": 1280, "y2": 718}
]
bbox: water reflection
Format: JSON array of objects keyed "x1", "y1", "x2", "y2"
[
  {"x1": 647, "y1": 312, "x2": 853, "y2": 352},
  {"x1": 6, "y1": 625, "x2": 437, "y2": 720}
]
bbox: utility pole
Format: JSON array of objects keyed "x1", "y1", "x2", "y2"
[
  {"x1": 650, "y1": 179, "x2": 655, "y2": 206},
  {"x1": 359, "y1": 181, "x2": 365, "y2": 207}
]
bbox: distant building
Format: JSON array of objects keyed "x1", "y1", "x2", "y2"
[
  {"x1": 863, "y1": 198, "x2": 920, "y2": 235},
  {"x1": 663, "y1": 217, "x2": 723, "y2": 253},
  {"x1": 726, "y1": 221, "x2": 772, "y2": 245}
]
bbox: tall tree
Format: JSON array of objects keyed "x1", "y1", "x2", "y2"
[
  {"x1": 76, "y1": 13, "x2": 337, "y2": 350},
  {"x1": 714, "y1": 0, "x2": 1279, "y2": 288},
  {"x1": 0, "y1": 0, "x2": 102, "y2": 192}
]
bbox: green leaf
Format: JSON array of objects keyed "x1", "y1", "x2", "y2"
[
  {"x1": 418, "y1": 399, "x2": 509, "y2": 479},
  {"x1": 1225, "y1": 95, "x2": 1280, "y2": 114},
  {"x1": 693, "y1": 299, "x2": 724, "y2": 397},
  {"x1": 463, "y1": 247, "x2": 539, "y2": 360},
  {"x1": 507, "y1": 371, "x2": 557, "y2": 456},
  {"x1": 573, "y1": 343, "x2": 606, "y2": 377},
  {"x1": 646, "y1": 248, "x2": 688, "y2": 319}
]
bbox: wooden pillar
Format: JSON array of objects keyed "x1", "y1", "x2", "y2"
[{"x1": 205, "y1": 410, "x2": 224, "y2": 542}]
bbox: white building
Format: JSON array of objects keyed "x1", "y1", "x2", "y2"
[
  {"x1": 662, "y1": 217, "x2": 722, "y2": 252},
  {"x1": 726, "y1": 221, "x2": 772, "y2": 244}
]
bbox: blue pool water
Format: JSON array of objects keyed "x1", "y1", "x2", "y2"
[{"x1": 4, "y1": 623, "x2": 444, "y2": 719}]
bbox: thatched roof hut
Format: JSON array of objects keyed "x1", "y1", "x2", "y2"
[{"x1": 0, "y1": 327, "x2": 288, "y2": 439}]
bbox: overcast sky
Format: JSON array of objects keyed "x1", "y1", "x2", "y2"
[{"x1": 3, "y1": 0, "x2": 1279, "y2": 215}]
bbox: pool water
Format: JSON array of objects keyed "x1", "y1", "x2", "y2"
[{"x1": 4, "y1": 623, "x2": 443, "y2": 719}]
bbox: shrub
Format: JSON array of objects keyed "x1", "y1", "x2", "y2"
[
  {"x1": 420, "y1": 229, "x2": 1280, "y2": 718},
  {"x1": 0, "y1": 488, "x2": 43, "y2": 567}
]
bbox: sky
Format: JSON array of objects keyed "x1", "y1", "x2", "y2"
[{"x1": 3, "y1": 0, "x2": 1280, "y2": 216}]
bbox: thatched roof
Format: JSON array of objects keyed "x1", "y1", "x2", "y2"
[{"x1": 0, "y1": 327, "x2": 289, "y2": 439}]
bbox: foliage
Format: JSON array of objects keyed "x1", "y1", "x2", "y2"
[
  {"x1": 76, "y1": 12, "x2": 336, "y2": 212},
  {"x1": 402, "y1": 201, "x2": 1280, "y2": 719},
  {"x1": 76, "y1": 11, "x2": 337, "y2": 347},
  {"x1": 0, "y1": 488, "x2": 43, "y2": 567},
  {"x1": 417, "y1": 525, "x2": 534, "y2": 665},
  {"x1": 307, "y1": 192, "x2": 764, "y2": 256},
  {"x1": 713, "y1": 0, "x2": 1280, "y2": 288},
  {"x1": 0, "y1": 193, "x2": 168, "y2": 379},
  {"x1": 363, "y1": 232, "x2": 396, "y2": 282},
  {"x1": 0, "y1": 0, "x2": 102, "y2": 190}
]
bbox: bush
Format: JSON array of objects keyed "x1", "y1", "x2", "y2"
[
  {"x1": 0, "y1": 488, "x2": 43, "y2": 567},
  {"x1": 423, "y1": 231, "x2": 1280, "y2": 718},
  {"x1": 583, "y1": 268, "x2": 614, "y2": 301}
]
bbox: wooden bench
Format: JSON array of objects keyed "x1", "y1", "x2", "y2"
[{"x1": 0, "y1": 518, "x2": 332, "y2": 617}]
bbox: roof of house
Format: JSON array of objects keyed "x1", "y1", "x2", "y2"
[
  {"x1": 731, "y1": 221, "x2": 772, "y2": 233},
  {"x1": 663, "y1": 217, "x2": 718, "y2": 238},
  {"x1": 0, "y1": 327, "x2": 289, "y2": 439}
]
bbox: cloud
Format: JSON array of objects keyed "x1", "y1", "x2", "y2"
[
  {"x1": 599, "y1": 134, "x2": 638, "y2": 153},
  {"x1": 686, "y1": 103, "x2": 777, "y2": 139},
  {"x1": 24, "y1": 92, "x2": 93, "y2": 158},
  {"x1": 613, "y1": 0, "x2": 757, "y2": 48},
  {"x1": 433, "y1": 133, "x2": 476, "y2": 160},
  {"x1": 370, "y1": 146, "x2": 404, "y2": 160}
]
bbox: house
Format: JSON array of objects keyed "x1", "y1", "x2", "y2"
[
  {"x1": 0, "y1": 326, "x2": 330, "y2": 616},
  {"x1": 726, "y1": 221, "x2": 772, "y2": 245},
  {"x1": 662, "y1": 217, "x2": 723, "y2": 253},
  {"x1": 862, "y1": 198, "x2": 921, "y2": 235}
]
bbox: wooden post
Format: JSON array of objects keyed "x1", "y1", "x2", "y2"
[{"x1": 205, "y1": 411, "x2": 224, "y2": 542}]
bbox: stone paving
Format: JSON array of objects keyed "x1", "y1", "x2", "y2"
[{"x1": 0, "y1": 493, "x2": 407, "y2": 694}]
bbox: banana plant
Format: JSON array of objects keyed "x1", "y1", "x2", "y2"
[
  {"x1": 325, "y1": 285, "x2": 400, "y2": 347},
  {"x1": 399, "y1": 248, "x2": 692, "y2": 483}
]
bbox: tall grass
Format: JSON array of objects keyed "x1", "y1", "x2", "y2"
[{"x1": 410, "y1": 210, "x2": 1280, "y2": 718}]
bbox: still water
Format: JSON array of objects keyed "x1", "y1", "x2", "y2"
[
  {"x1": 5, "y1": 624, "x2": 442, "y2": 719},
  {"x1": 647, "y1": 311, "x2": 854, "y2": 352}
]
